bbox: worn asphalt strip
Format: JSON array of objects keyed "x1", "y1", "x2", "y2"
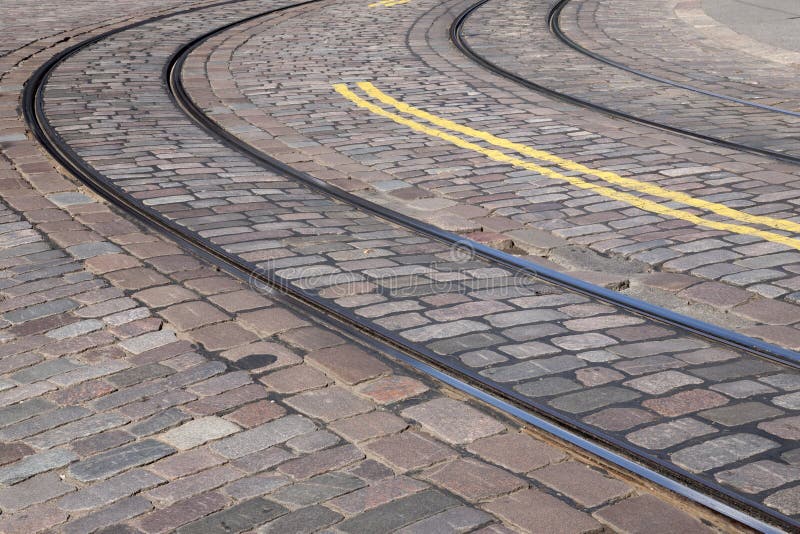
[{"x1": 334, "y1": 82, "x2": 800, "y2": 250}]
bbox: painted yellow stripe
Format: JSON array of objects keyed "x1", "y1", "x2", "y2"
[
  {"x1": 333, "y1": 83, "x2": 800, "y2": 250},
  {"x1": 357, "y1": 81, "x2": 800, "y2": 237},
  {"x1": 368, "y1": 0, "x2": 408, "y2": 7}
]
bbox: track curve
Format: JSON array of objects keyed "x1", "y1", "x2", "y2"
[
  {"x1": 21, "y1": 0, "x2": 800, "y2": 529},
  {"x1": 451, "y1": 0, "x2": 800, "y2": 165},
  {"x1": 551, "y1": 0, "x2": 800, "y2": 118}
]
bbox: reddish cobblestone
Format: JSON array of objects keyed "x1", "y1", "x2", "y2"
[
  {"x1": 366, "y1": 431, "x2": 457, "y2": 472},
  {"x1": 594, "y1": 494, "x2": 713, "y2": 533},
  {"x1": 422, "y1": 458, "x2": 526, "y2": 501},
  {"x1": 643, "y1": 389, "x2": 729, "y2": 417},
  {"x1": 466, "y1": 433, "x2": 566, "y2": 473},
  {"x1": 484, "y1": 488, "x2": 602, "y2": 533},
  {"x1": 306, "y1": 346, "x2": 390, "y2": 385},
  {"x1": 356, "y1": 375, "x2": 428, "y2": 404},
  {"x1": 0, "y1": 0, "x2": 784, "y2": 531},
  {"x1": 530, "y1": 461, "x2": 632, "y2": 507}
]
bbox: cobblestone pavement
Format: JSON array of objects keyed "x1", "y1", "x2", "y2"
[
  {"x1": 15, "y1": 0, "x2": 800, "y2": 523},
  {"x1": 189, "y1": 0, "x2": 800, "y2": 353},
  {"x1": 0, "y1": 1, "x2": 759, "y2": 532},
  {"x1": 559, "y1": 0, "x2": 800, "y2": 112},
  {"x1": 560, "y1": 0, "x2": 800, "y2": 112},
  {"x1": 466, "y1": 0, "x2": 800, "y2": 159}
]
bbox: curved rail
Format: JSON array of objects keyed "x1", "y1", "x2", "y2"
[
  {"x1": 450, "y1": 0, "x2": 800, "y2": 165},
  {"x1": 21, "y1": 0, "x2": 796, "y2": 530},
  {"x1": 552, "y1": 0, "x2": 800, "y2": 117}
]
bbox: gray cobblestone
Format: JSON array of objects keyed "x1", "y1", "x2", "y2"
[
  {"x1": 626, "y1": 418, "x2": 716, "y2": 450},
  {"x1": 57, "y1": 469, "x2": 165, "y2": 511},
  {"x1": 672, "y1": 434, "x2": 779, "y2": 472},
  {"x1": 257, "y1": 505, "x2": 342, "y2": 533},
  {"x1": 69, "y1": 439, "x2": 176, "y2": 481},
  {"x1": 0, "y1": 448, "x2": 77, "y2": 484},
  {"x1": 211, "y1": 416, "x2": 316, "y2": 458},
  {"x1": 336, "y1": 489, "x2": 459, "y2": 533}
]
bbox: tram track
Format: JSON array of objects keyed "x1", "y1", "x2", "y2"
[
  {"x1": 552, "y1": 0, "x2": 800, "y2": 118},
  {"x1": 20, "y1": 0, "x2": 800, "y2": 530},
  {"x1": 451, "y1": 0, "x2": 800, "y2": 165}
]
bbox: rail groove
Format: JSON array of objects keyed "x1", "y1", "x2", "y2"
[
  {"x1": 21, "y1": 0, "x2": 798, "y2": 530},
  {"x1": 451, "y1": 0, "x2": 800, "y2": 165},
  {"x1": 552, "y1": 0, "x2": 800, "y2": 118}
]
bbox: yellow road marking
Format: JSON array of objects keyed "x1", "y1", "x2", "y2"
[
  {"x1": 333, "y1": 82, "x2": 800, "y2": 250},
  {"x1": 358, "y1": 81, "x2": 800, "y2": 237},
  {"x1": 368, "y1": 0, "x2": 409, "y2": 7}
]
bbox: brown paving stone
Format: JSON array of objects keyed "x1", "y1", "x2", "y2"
[
  {"x1": 136, "y1": 491, "x2": 227, "y2": 533},
  {"x1": 365, "y1": 431, "x2": 457, "y2": 472},
  {"x1": 0, "y1": 442, "x2": 33, "y2": 466},
  {"x1": 529, "y1": 461, "x2": 632, "y2": 507},
  {"x1": 84, "y1": 253, "x2": 142, "y2": 274},
  {"x1": 220, "y1": 341, "x2": 303, "y2": 371},
  {"x1": 277, "y1": 444, "x2": 364, "y2": 480},
  {"x1": 0, "y1": 502, "x2": 68, "y2": 533},
  {"x1": 466, "y1": 432, "x2": 566, "y2": 474},
  {"x1": 401, "y1": 398, "x2": 505, "y2": 445},
  {"x1": 278, "y1": 326, "x2": 344, "y2": 351},
  {"x1": 741, "y1": 325, "x2": 800, "y2": 350},
  {"x1": 147, "y1": 254, "x2": 202, "y2": 274},
  {"x1": 125, "y1": 242, "x2": 183, "y2": 260},
  {"x1": 184, "y1": 276, "x2": 241, "y2": 295},
  {"x1": 186, "y1": 382, "x2": 267, "y2": 414},
  {"x1": 190, "y1": 322, "x2": 258, "y2": 351},
  {"x1": 285, "y1": 386, "x2": 373, "y2": 422},
  {"x1": 594, "y1": 494, "x2": 713, "y2": 533},
  {"x1": 237, "y1": 308, "x2": 308, "y2": 337},
  {"x1": 329, "y1": 411, "x2": 408, "y2": 442},
  {"x1": 758, "y1": 415, "x2": 800, "y2": 439},
  {"x1": 105, "y1": 267, "x2": 170, "y2": 290},
  {"x1": 583, "y1": 407, "x2": 657, "y2": 432},
  {"x1": 422, "y1": 458, "x2": 526, "y2": 501},
  {"x1": 305, "y1": 345, "x2": 390, "y2": 385},
  {"x1": 484, "y1": 488, "x2": 602, "y2": 533},
  {"x1": 50, "y1": 379, "x2": 116, "y2": 405},
  {"x1": 160, "y1": 301, "x2": 228, "y2": 331},
  {"x1": 678, "y1": 281, "x2": 751, "y2": 309},
  {"x1": 642, "y1": 389, "x2": 729, "y2": 417},
  {"x1": 356, "y1": 375, "x2": 428, "y2": 404},
  {"x1": 733, "y1": 298, "x2": 800, "y2": 326},
  {"x1": 327, "y1": 475, "x2": 428, "y2": 514},
  {"x1": 224, "y1": 399, "x2": 286, "y2": 428},
  {"x1": 634, "y1": 273, "x2": 696, "y2": 291},
  {"x1": 260, "y1": 364, "x2": 331, "y2": 394},
  {"x1": 134, "y1": 286, "x2": 197, "y2": 308},
  {"x1": 208, "y1": 290, "x2": 272, "y2": 312}
]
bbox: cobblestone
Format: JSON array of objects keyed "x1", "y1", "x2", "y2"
[
  {"x1": 672, "y1": 433, "x2": 779, "y2": 472},
  {"x1": 401, "y1": 398, "x2": 505, "y2": 444},
  {"x1": 336, "y1": 489, "x2": 460, "y2": 533},
  {"x1": 484, "y1": 488, "x2": 601, "y2": 533},
  {"x1": 530, "y1": 461, "x2": 632, "y2": 507},
  {"x1": 0, "y1": 0, "x2": 796, "y2": 528},
  {"x1": 159, "y1": 416, "x2": 241, "y2": 450},
  {"x1": 210, "y1": 415, "x2": 316, "y2": 459},
  {"x1": 70, "y1": 440, "x2": 176, "y2": 482}
]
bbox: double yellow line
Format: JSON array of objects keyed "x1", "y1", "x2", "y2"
[
  {"x1": 334, "y1": 81, "x2": 800, "y2": 251},
  {"x1": 368, "y1": 0, "x2": 409, "y2": 8}
]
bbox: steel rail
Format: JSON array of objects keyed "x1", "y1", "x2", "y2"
[
  {"x1": 552, "y1": 0, "x2": 800, "y2": 117},
  {"x1": 450, "y1": 0, "x2": 800, "y2": 165},
  {"x1": 20, "y1": 0, "x2": 795, "y2": 530}
]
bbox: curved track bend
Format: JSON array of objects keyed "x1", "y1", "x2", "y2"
[
  {"x1": 452, "y1": 0, "x2": 800, "y2": 165},
  {"x1": 22, "y1": 0, "x2": 800, "y2": 530}
]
